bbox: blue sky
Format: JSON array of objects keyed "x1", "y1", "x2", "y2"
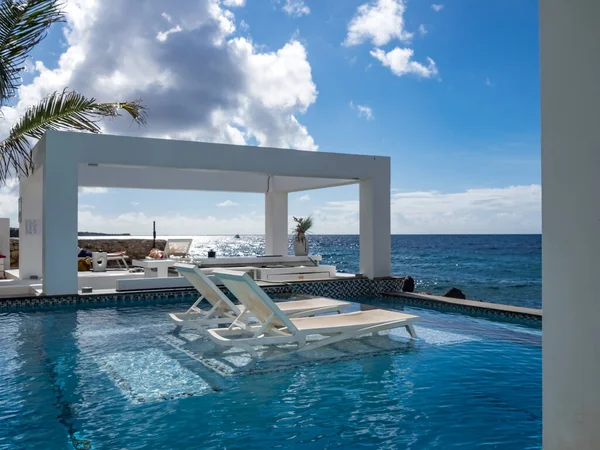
[{"x1": 0, "y1": 0, "x2": 541, "y2": 235}]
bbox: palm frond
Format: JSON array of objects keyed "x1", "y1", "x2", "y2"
[
  {"x1": 293, "y1": 215, "x2": 313, "y2": 234},
  {"x1": 0, "y1": 89, "x2": 147, "y2": 183},
  {"x1": 0, "y1": 0, "x2": 64, "y2": 103}
]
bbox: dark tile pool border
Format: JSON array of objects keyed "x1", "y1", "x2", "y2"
[
  {"x1": 0, "y1": 277, "x2": 408, "y2": 311},
  {"x1": 382, "y1": 291, "x2": 542, "y2": 323},
  {"x1": 0, "y1": 277, "x2": 542, "y2": 324}
]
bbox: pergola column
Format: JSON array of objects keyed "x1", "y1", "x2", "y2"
[
  {"x1": 359, "y1": 175, "x2": 391, "y2": 278},
  {"x1": 541, "y1": 0, "x2": 600, "y2": 448},
  {"x1": 42, "y1": 154, "x2": 78, "y2": 295},
  {"x1": 265, "y1": 192, "x2": 289, "y2": 256}
]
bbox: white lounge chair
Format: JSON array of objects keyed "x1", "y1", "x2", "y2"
[
  {"x1": 163, "y1": 238, "x2": 193, "y2": 260},
  {"x1": 169, "y1": 264, "x2": 352, "y2": 328},
  {"x1": 107, "y1": 252, "x2": 129, "y2": 269},
  {"x1": 207, "y1": 269, "x2": 419, "y2": 358}
]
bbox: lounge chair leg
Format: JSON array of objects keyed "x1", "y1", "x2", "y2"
[
  {"x1": 406, "y1": 324, "x2": 417, "y2": 339},
  {"x1": 239, "y1": 344, "x2": 259, "y2": 358}
]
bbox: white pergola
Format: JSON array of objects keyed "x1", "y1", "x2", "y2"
[{"x1": 18, "y1": 130, "x2": 391, "y2": 296}]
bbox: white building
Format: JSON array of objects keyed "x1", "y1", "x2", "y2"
[
  {"x1": 18, "y1": 130, "x2": 391, "y2": 296},
  {"x1": 541, "y1": 0, "x2": 600, "y2": 448}
]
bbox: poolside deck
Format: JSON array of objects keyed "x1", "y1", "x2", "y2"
[{"x1": 3, "y1": 267, "x2": 354, "y2": 296}]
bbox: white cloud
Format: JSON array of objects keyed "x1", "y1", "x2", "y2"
[
  {"x1": 419, "y1": 24, "x2": 428, "y2": 36},
  {"x1": 350, "y1": 101, "x2": 374, "y2": 120},
  {"x1": 80, "y1": 187, "x2": 108, "y2": 194},
  {"x1": 0, "y1": 179, "x2": 19, "y2": 218},
  {"x1": 432, "y1": 4, "x2": 444, "y2": 12},
  {"x1": 130, "y1": 201, "x2": 140, "y2": 206},
  {"x1": 320, "y1": 185, "x2": 541, "y2": 234},
  {"x1": 345, "y1": 0, "x2": 412, "y2": 47},
  {"x1": 0, "y1": 0, "x2": 318, "y2": 151},
  {"x1": 78, "y1": 210, "x2": 265, "y2": 235},
  {"x1": 73, "y1": 184, "x2": 541, "y2": 235},
  {"x1": 299, "y1": 194, "x2": 310, "y2": 201},
  {"x1": 223, "y1": 0, "x2": 246, "y2": 6},
  {"x1": 282, "y1": 0, "x2": 310, "y2": 17},
  {"x1": 370, "y1": 47, "x2": 438, "y2": 78},
  {"x1": 217, "y1": 200, "x2": 239, "y2": 207},
  {"x1": 156, "y1": 25, "x2": 182, "y2": 42}
]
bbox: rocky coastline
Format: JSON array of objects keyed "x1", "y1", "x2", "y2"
[{"x1": 9, "y1": 238, "x2": 166, "y2": 268}]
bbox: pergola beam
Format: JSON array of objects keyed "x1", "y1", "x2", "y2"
[{"x1": 78, "y1": 166, "x2": 357, "y2": 193}]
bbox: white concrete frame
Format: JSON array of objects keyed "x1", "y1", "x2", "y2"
[
  {"x1": 19, "y1": 131, "x2": 391, "y2": 295},
  {"x1": 541, "y1": 1, "x2": 600, "y2": 448}
]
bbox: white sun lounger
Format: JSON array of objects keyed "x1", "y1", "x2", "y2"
[
  {"x1": 169, "y1": 264, "x2": 352, "y2": 328},
  {"x1": 107, "y1": 252, "x2": 129, "y2": 269},
  {"x1": 207, "y1": 269, "x2": 419, "y2": 358}
]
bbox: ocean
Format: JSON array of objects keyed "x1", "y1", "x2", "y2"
[
  {"x1": 82, "y1": 234, "x2": 541, "y2": 309},
  {"x1": 174, "y1": 234, "x2": 541, "y2": 309}
]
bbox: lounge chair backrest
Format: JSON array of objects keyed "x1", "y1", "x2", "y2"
[
  {"x1": 174, "y1": 264, "x2": 240, "y2": 314},
  {"x1": 165, "y1": 239, "x2": 193, "y2": 258},
  {"x1": 213, "y1": 269, "x2": 298, "y2": 332}
]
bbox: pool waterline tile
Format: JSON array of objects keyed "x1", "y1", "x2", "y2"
[{"x1": 0, "y1": 277, "x2": 541, "y2": 324}]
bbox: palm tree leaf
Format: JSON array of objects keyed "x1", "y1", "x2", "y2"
[
  {"x1": 292, "y1": 215, "x2": 314, "y2": 234},
  {"x1": 0, "y1": 90, "x2": 147, "y2": 183},
  {"x1": 0, "y1": 0, "x2": 64, "y2": 103}
]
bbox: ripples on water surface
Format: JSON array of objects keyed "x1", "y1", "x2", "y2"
[{"x1": 0, "y1": 298, "x2": 541, "y2": 449}]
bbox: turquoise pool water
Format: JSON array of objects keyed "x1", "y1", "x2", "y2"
[{"x1": 0, "y1": 297, "x2": 541, "y2": 449}]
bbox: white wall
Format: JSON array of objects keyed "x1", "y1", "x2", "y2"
[
  {"x1": 42, "y1": 151, "x2": 78, "y2": 295},
  {"x1": 359, "y1": 173, "x2": 391, "y2": 278},
  {"x1": 0, "y1": 218, "x2": 9, "y2": 270},
  {"x1": 265, "y1": 192, "x2": 289, "y2": 256},
  {"x1": 19, "y1": 169, "x2": 43, "y2": 280},
  {"x1": 540, "y1": 0, "x2": 600, "y2": 448}
]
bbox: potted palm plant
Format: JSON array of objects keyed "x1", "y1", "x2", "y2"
[{"x1": 292, "y1": 215, "x2": 313, "y2": 256}]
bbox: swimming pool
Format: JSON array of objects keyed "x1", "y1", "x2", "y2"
[{"x1": 0, "y1": 297, "x2": 541, "y2": 449}]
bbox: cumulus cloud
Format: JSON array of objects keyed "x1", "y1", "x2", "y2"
[
  {"x1": 78, "y1": 210, "x2": 265, "y2": 235},
  {"x1": 71, "y1": 184, "x2": 541, "y2": 235},
  {"x1": 370, "y1": 47, "x2": 438, "y2": 78},
  {"x1": 217, "y1": 200, "x2": 239, "y2": 207},
  {"x1": 432, "y1": 4, "x2": 444, "y2": 12},
  {"x1": 0, "y1": 179, "x2": 19, "y2": 218},
  {"x1": 345, "y1": 0, "x2": 438, "y2": 80},
  {"x1": 156, "y1": 25, "x2": 182, "y2": 42},
  {"x1": 345, "y1": 0, "x2": 412, "y2": 47},
  {"x1": 299, "y1": 194, "x2": 310, "y2": 201},
  {"x1": 223, "y1": 0, "x2": 246, "y2": 6},
  {"x1": 349, "y1": 101, "x2": 374, "y2": 120},
  {"x1": 0, "y1": 0, "x2": 318, "y2": 151},
  {"x1": 80, "y1": 187, "x2": 109, "y2": 194},
  {"x1": 319, "y1": 185, "x2": 541, "y2": 234},
  {"x1": 281, "y1": 0, "x2": 310, "y2": 17}
]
